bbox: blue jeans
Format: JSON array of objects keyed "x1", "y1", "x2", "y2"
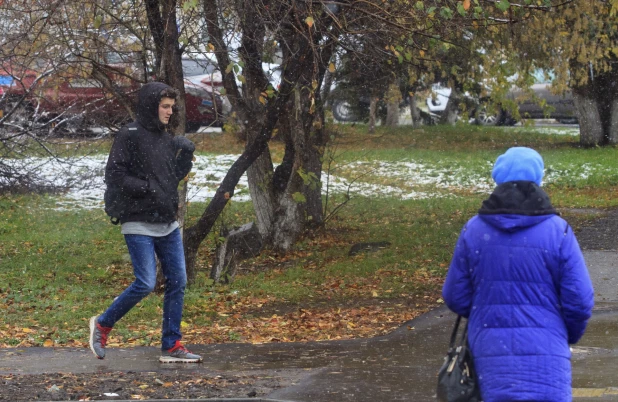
[{"x1": 98, "y1": 228, "x2": 187, "y2": 351}]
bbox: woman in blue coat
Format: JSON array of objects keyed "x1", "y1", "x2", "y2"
[{"x1": 442, "y1": 147, "x2": 594, "y2": 402}]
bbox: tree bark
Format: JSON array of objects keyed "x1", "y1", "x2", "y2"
[
  {"x1": 144, "y1": 0, "x2": 165, "y2": 75},
  {"x1": 571, "y1": 67, "x2": 618, "y2": 146},
  {"x1": 184, "y1": 0, "x2": 313, "y2": 281},
  {"x1": 368, "y1": 97, "x2": 378, "y2": 133},
  {"x1": 183, "y1": 0, "x2": 336, "y2": 281},
  {"x1": 385, "y1": 83, "x2": 401, "y2": 127},
  {"x1": 573, "y1": 92, "x2": 604, "y2": 146},
  {"x1": 609, "y1": 100, "x2": 618, "y2": 145},
  {"x1": 439, "y1": 89, "x2": 460, "y2": 125},
  {"x1": 240, "y1": 1, "x2": 331, "y2": 252},
  {"x1": 276, "y1": 87, "x2": 326, "y2": 244},
  {"x1": 321, "y1": 68, "x2": 334, "y2": 109},
  {"x1": 183, "y1": 78, "x2": 298, "y2": 283},
  {"x1": 159, "y1": 0, "x2": 186, "y2": 134},
  {"x1": 246, "y1": 143, "x2": 276, "y2": 241},
  {"x1": 247, "y1": 76, "x2": 327, "y2": 252},
  {"x1": 302, "y1": 114, "x2": 326, "y2": 229},
  {"x1": 409, "y1": 93, "x2": 424, "y2": 128}
]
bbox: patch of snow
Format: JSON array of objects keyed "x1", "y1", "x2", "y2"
[
  {"x1": 507, "y1": 126, "x2": 580, "y2": 136},
  {"x1": 0, "y1": 151, "x2": 608, "y2": 211}
]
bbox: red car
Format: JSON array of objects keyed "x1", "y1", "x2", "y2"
[
  {"x1": 0, "y1": 66, "x2": 38, "y2": 122},
  {"x1": 0, "y1": 56, "x2": 226, "y2": 134},
  {"x1": 181, "y1": 57, "x2": 228, "y2": 131},
  {"x1": 0, "y1": 59, "x2": 139, "y2": 131}
]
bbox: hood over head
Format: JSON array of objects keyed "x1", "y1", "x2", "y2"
[
  {"x1": 136, "y1": 81, "x2": 173, "y2": 132},
  {"x1": 478, "y1": 181, "x2": 557, "y2": 232},
  {"x1": 492, "y1": 147, "x2": 544, "y2": 186}
]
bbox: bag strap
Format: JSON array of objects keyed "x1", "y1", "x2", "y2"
[
  {"x1": 459, "y1": 317, "x2": 469, "y2": 346},
  {"x1": 446, "y1": 315, "x2": 471, "y2": 373},
  {"x1": 449, "y1": 315, "x2": 471, "y2": 348},
  {"x1": 448, "y1": 315, "x2": 462, "y2": 349}
]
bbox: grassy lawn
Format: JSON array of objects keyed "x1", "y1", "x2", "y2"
[{"x1": 1, "y1": 123, "x2": 617, "y2": 348}]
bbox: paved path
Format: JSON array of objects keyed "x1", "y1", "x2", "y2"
[{"x1": 2, "y1": 248, "x2": 617, "y2": 401}]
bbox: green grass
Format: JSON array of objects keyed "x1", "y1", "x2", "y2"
[{"x1": 1, "y1": 123, "x2": 618, "y2": 346}]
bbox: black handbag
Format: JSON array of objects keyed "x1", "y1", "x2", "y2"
[{"x1": 436, "y1": 315, "x2": 481, "y2": 402}]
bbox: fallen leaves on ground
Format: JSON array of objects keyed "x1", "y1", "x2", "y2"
[
  {"x1": 0, "y1": 294, "x2": 442, "y2": 348},
  {"x1": 0, "y1": 228, "x2": 445, "y2": 349},
  {"x1": 0, "y1": 371, "x2": 285, "y2": 401},
  {"x1": 183, "y1": 298, "x2": 441, "y2": 345}
]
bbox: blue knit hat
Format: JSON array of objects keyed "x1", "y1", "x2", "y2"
[{"x1": 491, "y1": 147, "x2": 544, "y2": 185}]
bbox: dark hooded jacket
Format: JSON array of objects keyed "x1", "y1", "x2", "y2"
[
  {"x1": 442, "y1": 181, "x2": 594, "y2": 402},
  {"x1": 104, "y1": 82, "x2": 194, "y2": 224}
]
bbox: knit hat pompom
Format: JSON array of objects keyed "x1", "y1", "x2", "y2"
[{"x1": 491, "y1": 147, "x2": 544, "y2": 186}]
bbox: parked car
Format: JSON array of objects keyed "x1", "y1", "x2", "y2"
[
  {"x1": 181, "y1": 55, "x2": 282, "y2": 128},
  {"x1": 0, "y1": 55, "x2": 228, "y2": 135},
  {"x1": 330, "y1": 95, "x2": 372, "y2": 122},
  {"x1": 428, "y1": 71, "x2": 578, "y2": 126},
  {"x1": 505, "y1": 70, "x2": 578, "y2": 124},
  {"x1": 330, "y1": 70, "x2": 578, "y2": 126},
  {"x1": 0, "y1": 56, "x2": 143, "y2": 134},
  {"x1": 0, "y1": 67, "x2": 38, "y2": 124},
  {"x1": 181, "y1": 57, "x2": 229, "y2": 132}
]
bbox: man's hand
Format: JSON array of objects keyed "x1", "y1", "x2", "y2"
[{"x1": 172, "y1": 136, "x2": 195, "y2": 159}]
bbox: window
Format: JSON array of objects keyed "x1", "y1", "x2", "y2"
[{"x1": 182, "y1": 58, "x2": 217, "y2": 77}]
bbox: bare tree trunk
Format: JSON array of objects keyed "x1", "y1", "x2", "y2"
[
  {"x1": 177, "y1": 182, "x2": 188, "y2": 230},
  {"x1": 241, "y1": 0, "x2": 330, "y2": 252},
  {"x1": 385, "y1": 83, "x2": 401, "y2": 127},
  {"x1": 183, "y1": 0, "x2": 319, "y2": 283},
  {"x1": 368, "y1": 97, "x2": 378, "y2": 133},
  {"x1": 183, "y1": 81, "x2": 298, "y2": 283},
  {"x1": 161, "y1": 1, "x2": 186, "y2": 133},
  {"x1": 570, "y1": 67, "x2": 618, "y2": 146},
  {"x1": 247, "y1": 83, "x2": 326, "y2": 252},
  {"x1": 302, "y1": 118, "x2": 326, "y2": 229},
  {"x1": 439, "y1": 90, "x2": 460, "y2": 125},
  {"x1": 409, "y1": 93, "x2": 424, "y2": 128},
  {"x1": 246, "y1": 143, "x2": 276, "y2": 241},
  {"x1": 573, "y1": 92, "x2": 604, "y2": 146},
  {"x1": 609, "y1": 100, "x2": 618, "y2": 145},
  {"x1": 321, "y1": 68, "x2": 334, "y2": 108},
  {"x1": 276, "y1": 88, "x2": 326, "y2": 244}
]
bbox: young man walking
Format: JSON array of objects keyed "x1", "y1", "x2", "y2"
[{"x1": 90, "y1": 82, "x2": 201, "y2": 363}]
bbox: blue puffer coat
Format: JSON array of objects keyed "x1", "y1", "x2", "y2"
[{"x1": 442, "y1": 181, "x2": 594, "y2": 402}]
